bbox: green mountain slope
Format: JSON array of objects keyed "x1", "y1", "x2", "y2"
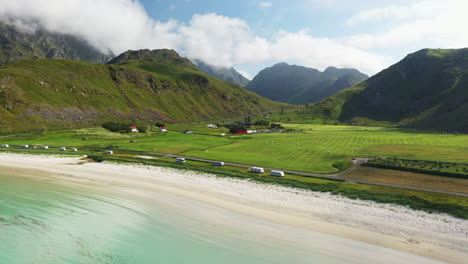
[
  {"x1": 304, "y1": 48, "x2": 468, "y2": 132},
  {"x1": 0, "y1": 22, "x2": 113, "y2": 64},
  {"x1": 0, "y1": 51, "x2": 285, "y2": 133},
  {"x1": 107, "y1": 49, "x2": 198, "y2": 70},
  {"x1": 192, "y1": 60, "x2": 250, "y2": 87},
  {"x1": 246, "y1": 63, "x2": 368, "y2": 105}
]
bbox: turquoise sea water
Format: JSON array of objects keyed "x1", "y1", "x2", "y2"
[
  {"x1": 0, "y1": 172, "x2": 444, "y2": 264},
  {"x1": 0, "y1": 173, "x2": 336, "y2": 264}
]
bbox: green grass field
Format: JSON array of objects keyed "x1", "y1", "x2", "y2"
[
  {"x1": 1, "y1": 125, "x2": 468, "y2": 219},
  {"x1": 184, "y1": 124, "x2": 468, "y2": 173},
  {"x1": 1, "y1": 124, "x2": 467, "y2": 174}
]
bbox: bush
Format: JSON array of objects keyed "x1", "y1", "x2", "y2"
[
  {"x1": 254, "y1": 119, "x2": 270, "y2": 126},
  {"x1": 270, "y1": 123, "x2": 284, "y2": 129},
  {"x1": 155, "y1": 122, "x2": 165, "y2": 128},
  {"x1": 102, "y1": 122, "x2": 131, "y2": 133},
  {"x1": 332, "y1": 159, "x2": 353, "y2": 171},
  {"x1": 87, "y1": 155, "x2": 104, "y2": 163},
  {"x1": 136, "y1": 125, "x2": 148, "y2": 133},
  {"x1": 105, "y1": 145, "x2": 119, "y2": 150}
]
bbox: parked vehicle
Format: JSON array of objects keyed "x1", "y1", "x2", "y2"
[
  {"x1": 250, "y1": 167, "x2": 265, "y2": 173},
  {"x1": 213, "y1": 161, "x2": 225, "y2": 167},
  {"x1": 270, "y1": 170, "x2": 285, "y2": 177}
]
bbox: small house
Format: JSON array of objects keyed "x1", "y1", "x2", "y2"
[
  {"x1": 247, "y1": 130, "x2": 257, "y2": 134},
  {"x1": 206, "y1": 124, "x2": 218, "y2": 128},
  {"x1": 71, "y1": 148, "x2": 78, "y2": 152},
  {"x1": 250, "y1": 167, "x2": 265, "y2": 173},
  {"x1": 130, "y1": 126, "x2": 139, "y2": 133},
  {"x1": 59, "y1": 147, "x2": 67, "y2": 151},
  {"x1": 160, "y1": 126, "x2": 168, "y2": 133},
  {"x1": 271, "y1": 170, "x2": 285, "y2": 177},
  {"x1": 230, "y1": 128, "x2": 248, "y2": 134},
  {"x1": 104, "y1": 150, "x2": 114, "y2": 155},
  {"x1": 213, "y1": 161, "x2": 225, "y2": 167},
  {"x1": 0, "y1": 144, "x2": 9, "y2": 148},
  {"x1": 176, "y1": 157, "x2": 186, "y2": 163}
]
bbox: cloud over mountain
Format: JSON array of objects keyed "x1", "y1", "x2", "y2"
[{"x1": 2, "y1": 0, "x2": 466, "y2": 75}]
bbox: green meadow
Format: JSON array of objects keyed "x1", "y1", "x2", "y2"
[{"x1": 1, "y1": 124, "x2": 467, "y2": 174}]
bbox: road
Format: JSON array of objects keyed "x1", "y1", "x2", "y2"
[
  {"x1": 4, "y1": 144, "x2": 468, "y2": 197},
  {"x1": 121, "y1": 150, "x2": 468, "y2": 197}
]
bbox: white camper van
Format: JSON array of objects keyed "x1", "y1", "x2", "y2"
[
  {"x1": 176, "y1": 157, "x2": 186, "y2": 163},
  {"x1": 271, "y1": 170, "x2": 285, "y2": 177},
  {"x1": 250, "y1": 167, "x2": 265, "y2": 173}
]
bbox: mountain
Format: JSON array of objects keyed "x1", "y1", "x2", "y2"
[
  {"x1": 107, "y1": 49, "x2": 197, "y2": 70},
  {"x1": 192, "y1": 60, "x2": 250, "y2": 87},
  {"x1": 0, "y1": 50, "x2": 285, "y2": 133},
  {"x1": 246, "y1": 63, "x2": 368, "y2": 105},
  {"x1": 304, "y1": 48, "x2": 468, "y2": 132},
  {"x1": 0, "y1": 22, "x2": 113, "y2": 64}
]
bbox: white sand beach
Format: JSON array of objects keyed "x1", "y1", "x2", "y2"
[{"x1": 0, "y1": 153, "x2": 467, "y2": 263}]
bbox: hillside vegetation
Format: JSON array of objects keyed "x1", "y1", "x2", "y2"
[
  {"x1": 0, "y1": 51, "x2": 285, "y2": 133},
  {"x1": 302, "y1": 48, "x2": 468, "y2": 132}
]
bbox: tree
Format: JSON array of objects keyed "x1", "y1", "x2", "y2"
[
  {"x1": 155, "y1": 122, "x2": 165, "y2": 128},
  {"x1": 254, "y1": 120, "x2": 270, "y2": 126},
  {"x1": 137, "y1": 124, "x2": 148, "y2": 133},
  {"x1": 102, "y1": 121, "x2": 132, "y2": 133}
]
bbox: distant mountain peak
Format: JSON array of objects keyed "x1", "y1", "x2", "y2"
[
  {"x1": 246, "y1": 63, "x2": 368, "y2": 104},
  {"x1": 0, "y1": 21, "x2": 114, "y2": 64},
  {"x1": 192, "y1": 59, "x2": 250, "y2": 87},
  {"x1": 107, "y1": 49, "x2": 198, "y2": 70}
]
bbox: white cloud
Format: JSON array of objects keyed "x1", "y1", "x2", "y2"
[
  {"x1": 0, "y1": 0, "x2": 430, "y2": 76},
  {"x1": 259, "y1": 1, "x2": 272, "y2": 8},
  {"x1": 346, "y1": 0, "x2": 468, "y2": 51},
  {"x1": 0, "y1": 0, "x2": 182, "y2": 54},
  {"x1": 178, "y1": 13, "x2": 271, "y2": 67}
]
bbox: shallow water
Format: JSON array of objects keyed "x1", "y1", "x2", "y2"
[
  {"x1": 0, "y1": 172, "x2": 444, "y2": 264},
  {"x1": 0, "y1": 173, "x2": 343, "y2": 264}
]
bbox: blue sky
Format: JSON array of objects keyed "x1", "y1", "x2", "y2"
[
  {"x1": 3, "y1": 0, "x2": 468, "y2": 79},
  {"x1": 136, "y1": 0, "x2": 467, "y2": 78}
]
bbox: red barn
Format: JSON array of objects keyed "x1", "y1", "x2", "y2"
[{"x1": 230, "y1": 128, "x2": 248, "y2": 134}]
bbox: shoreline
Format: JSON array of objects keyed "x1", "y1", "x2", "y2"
[{"x1": 1, "y1": 153, "x2": 467, "y2": 263}]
